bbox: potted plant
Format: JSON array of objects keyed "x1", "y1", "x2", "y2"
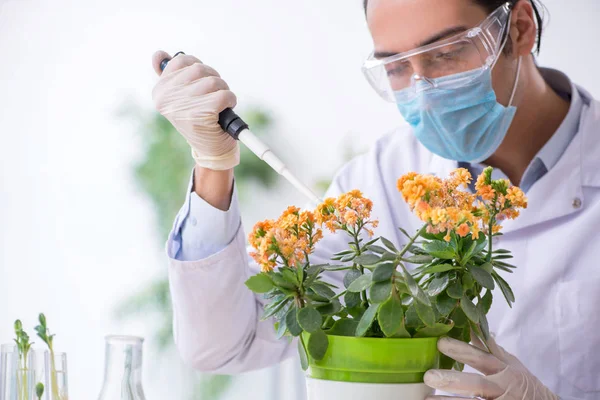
[{"x1": 245, "y1": 167, "x2": 527, "y2": 400}]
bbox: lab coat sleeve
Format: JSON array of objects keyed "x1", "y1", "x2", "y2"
[
  {"x1": 166, "y1": 172, "x2": 348, "y2": 374},
  {"x1": 167, "y1": 170, "x2": 241, "y2": 261}
]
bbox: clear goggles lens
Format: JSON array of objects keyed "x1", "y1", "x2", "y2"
[{"x1": 362, "y1": 2, "x2": 512, "y2": 102}]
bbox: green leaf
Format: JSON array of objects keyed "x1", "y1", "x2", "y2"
[
  {"x1": 447, "y1": 280, "x2": 464, "y2": 299},
  {"x1": 306, "y1": 290, "x2": 329, "y2": 303},
  {"x1": 298, "y1": 338, "x2": 309, "y2": 370},
  {"x1": 369, "y1": 281, "x2": 393, "y2": 303},
  {"x1": 450, "y1": 307, "x2": 468, "y2": 328},
  {"x1": 405, "y1": 303, "x2": 423, "y2": 329},
  {"x1": 348, "y1": 274, "x2": 372, "y2": 293},
  {"x1": 354, "y1": 254, "x2": 380, "y2": 266},
  {"x1": 392, "y1": 320, "x2": 412, "y2": 338},
  {"x1": 402, "y1": 267, "x2": 431, "y2": 306},
  {"x1": 320, "y1": 265, "x2": 351, "y2": 272},
  {"x1": 343, "y1": 269, "x2": 362, "y2": 289},
  {"x1": 286, "y1": 307, "x2": 302, "y2": 336},
  {"x1": 414, "y1": 299, "x2": 436, "y2": 326},
  {"x1": 427, "y1": 274, "x2": 450, "y2": 297},
  {"x1": 297, "y1": 264, "x2": 305, "y2": 283},
  {"x1": 398, "y1": 227, "x2": 412, "y2": 239},
  {"x1": 262, "y1": 296, "x2": 290, "y2": 320},
  {"x1": 380, "y1": 237, "x2": 398, "y2": 252},
  {"x1": 493, "y1": 249, "x2": 512, "y2": 254},
  {"x1": 405, "y1": 255, "x2": 435, "y2": 264},
  {"x1": 275, "y1": 318, "x2": 287, "y2": 339},
  {"x1": 414, "y1": 321, "x2": 455, "y2": 338},
  {"x1": 492, "y1": 260, "x2": 516, "y2": 269},
  {"x1": 297, "y1": 307, "x2": 323, "y2": 333},
  {"x1": 372, "y1": 263, "x2": 395, "y2": 282},
  {"x1": 378, "y1": 295, "x2": 405, "y2": 337},
  {"x1": 460, "y1": 295, "x2": 479, "y2": 323},
  {"x1": 480, "y1": 289, "x2": 493, "y2": 315},
  {"x1": 272, "y1": 273, "x2": 296, "y2": 290},
  {"x1": 369, "y1": 245, "x2": 387, "y2": 254},
  {"x1": 462, "y1": 272, "x2": 475, "y2": 290},
  {"x1": 316, "y1": 299, "x2": 343, "y2": 316},
  {"x1": 326, "y1": 319, "x2": 359, "y2": 337},
  {"x1": 460, "y1": 240, "x2": 478, "y2": 266},
  {"x1": 307, "y1": 330, "x2": 329, "y2": 361},
  {"x1": 380, "y1": 251, "x2": 398, "y2": 262},
  {"x1": 423, "y1": 264, "x2": 460, "y2": 274},
  {"x1": 356, "y1": 304, "x2": 379, "y2": 336},
  {"x1": 468, "y1": 265, "x2": 495, "y2": 290},
  {"x1": 423, "y1": 241, "x2": 455, "y2": 259},
  {"x1": 436, "y1": 292, "x2": 457, "y2": 316},
  {"x1": 333, "y1": 249, "x2": 354, "y2": 257},
  {"x1": 480, "y1": 262, "x2": 494, "y2": 274},
  {"x1": 347, "y1": 305, "x2": 366, "y2": 320},
  {"x1": 344, "y1": 292, "x2": 361, "y2": 308},
  {"x1": 281, "y1": 268, "x2": 300, "y2": 286},
  {"x1": 493, "y1": 272, "x2": 515, "y2": 306},
  {"x1": 311, "y1": 282, "x2": 336, "y2": 299},
  {"x1": 477, "y1": 302, "x2": 490, "y2": 340},
  {"x1": 245, "y1": 274, "x2": 275, "y2": 294}
]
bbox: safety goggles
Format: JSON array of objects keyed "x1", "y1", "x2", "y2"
[{"x1": 362, "y1": 2, "x2": 513, "y2": 102}]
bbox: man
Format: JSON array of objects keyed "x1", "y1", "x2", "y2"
[{"x1": 151, "y1": 0, "x2": 600, "y2": 398}]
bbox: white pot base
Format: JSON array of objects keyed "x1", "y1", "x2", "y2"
[{"x1": 306, "y1": 377, "x2": 434, "y2": 400}]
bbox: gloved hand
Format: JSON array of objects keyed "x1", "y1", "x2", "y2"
[
  {"x1": 151, "y1": 51, "x2": 240, "y2": 170},
  {"x1": 424, "y1": 335, "x2": 559, "y2": 400}
]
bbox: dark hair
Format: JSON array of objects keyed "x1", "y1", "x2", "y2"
[{"x1": 363, "y1": 0, "x2": 545, "y2": 54}]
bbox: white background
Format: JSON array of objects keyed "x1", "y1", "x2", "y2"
[{"x1": 1, "y1": 0, "x2": 599, "y2": 399}]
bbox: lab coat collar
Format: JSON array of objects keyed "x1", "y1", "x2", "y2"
[{"x1": 428, "y1": 83, "x2": 599, "y2": 235}]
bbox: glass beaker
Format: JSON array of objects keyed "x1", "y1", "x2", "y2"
[{"x1": 97, "y1": 336, "x2": 146, "y2": 400}]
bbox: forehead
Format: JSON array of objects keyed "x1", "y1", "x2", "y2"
[{"x1": 367, "y1": 0, "x2": 489, "y2": 54}]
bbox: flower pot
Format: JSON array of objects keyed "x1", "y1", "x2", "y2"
[{"x1": 304, "y1": 335, "x2": 439, "y2": 400}]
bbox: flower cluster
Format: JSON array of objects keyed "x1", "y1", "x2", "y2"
[
  {"x1": 249, "y1": 190, "x2": 378, "y2": 271},
  {"x1": 249, "y1": 207, "x2": 322, "y2": 272},
  {"x1": 398, "y1": 167, "x2": 527, "y2": 240},
  {"x1": 316, "y1": 190, "x2": 379, "y2": 235}
]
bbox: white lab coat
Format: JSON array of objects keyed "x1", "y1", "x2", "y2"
[{"x1": 167, "y1": 84, "x2": 600, "y2": 399}]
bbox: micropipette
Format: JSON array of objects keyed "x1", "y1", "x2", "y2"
[{"x1": 159, "y1": 52, "x2": 321, "y2": 205}]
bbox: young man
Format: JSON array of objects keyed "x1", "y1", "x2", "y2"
[{"x1": 151, "y1": 0, "x2": 600, "y2": 398}]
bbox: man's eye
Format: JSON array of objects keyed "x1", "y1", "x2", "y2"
[
  {"x1": 434, "y1": 46, "x2": 466, "y2": 60},
  {"x1": 435, "y1": 50, "x2": 459, "y2": 60},
  {"x1": 386, "y1": 63, "x2": 409, "y2": 77}
]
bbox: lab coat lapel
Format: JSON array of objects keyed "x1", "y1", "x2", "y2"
[{"x1": 501, "y1": 93, "x2": 600, "y2": 234}]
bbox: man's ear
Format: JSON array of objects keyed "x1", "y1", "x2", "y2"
[{"x1": 510, "y1": 1, "x2": 538, "y2": 56}]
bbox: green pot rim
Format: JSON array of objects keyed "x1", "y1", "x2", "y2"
[{"x1": 304, "y1": 334, "x2": 440, "y2": 384}]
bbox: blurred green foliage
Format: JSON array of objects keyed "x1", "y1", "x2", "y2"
[{"x1": 115, "y1": 102, "x2": 278, "y2": 399}]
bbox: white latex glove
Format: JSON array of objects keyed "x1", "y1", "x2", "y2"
[
  {"x1": 152, "y1": 51, "x2": 240, "y2": 170},
  {"x1": 424, "y1": 335, "x2": 559, "y2": 400}
]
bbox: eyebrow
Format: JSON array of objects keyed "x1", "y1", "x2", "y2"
[{"x1": 374, "y1": 26, "x2": 469, "y2": 59}]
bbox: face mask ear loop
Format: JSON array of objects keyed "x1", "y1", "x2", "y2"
[{"x1": 508, "y1": 56, "x2": 522, "y2": 107}]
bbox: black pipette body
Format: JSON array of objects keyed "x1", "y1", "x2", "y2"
[{"x1": 159, "y1": 51, "x2": 248, "y2": 140}]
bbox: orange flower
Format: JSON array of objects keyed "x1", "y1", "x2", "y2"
[
  {"x1": 506, "y1": 186, "x2": 528, "y2": 209},
  {"x1": 456, "y1": 223, "x2": 470, "y2": 237},
  {"x1": 450, "y1": 168, "x2": 472, "y2": 189}
]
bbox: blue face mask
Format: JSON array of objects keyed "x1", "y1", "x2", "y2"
[{"x1": 395, "y1": 61, "x2": 521, "y2": 163}]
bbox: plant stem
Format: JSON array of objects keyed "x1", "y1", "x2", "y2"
[
  {"x1": 330, "y1": 289, "x2": 348, "y2": 301},
  {"x1": 352, "y1": 228, "x2": 369, "y2": 307},
  {"x1": 49, "y1": 344, "x2": 60, "y2": 400},
  {"x1": 486, "y1": 217, "x2": 494, "y2": 262},
  {"x1": 398, "y1": 224, "x2": 428, "y2": 259}
]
